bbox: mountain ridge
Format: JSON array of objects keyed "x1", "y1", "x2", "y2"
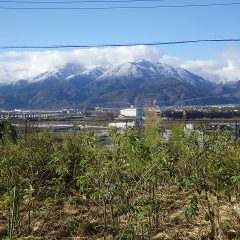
[{"x1": 0, "y1": 59, "x2": 239, "y2": 109}]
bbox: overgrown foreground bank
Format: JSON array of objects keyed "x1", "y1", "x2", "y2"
[{"x1": 0, "y1": 122, "x2": 240, "y2": 240}]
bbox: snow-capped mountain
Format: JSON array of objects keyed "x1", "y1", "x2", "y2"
[
  {"x1": 95, "y1": 59, "x2": 213, "y2": 89},
  {"x1": 28, "y1": 63, "x2": 84, "y2": 83},
  {"x1": 0, "y1": 59, "x2": 239, "y2": 109}
]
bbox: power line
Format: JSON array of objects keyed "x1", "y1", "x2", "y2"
[
  {"x1": 0, "y1": 2, "x2": 240, "y2": 9},
  {"x1": 0, "y1": 0, "x2": 169, "y2": 3},
  {"x1": 1, "y1": 38, "x2": 240, "y2": 49}
]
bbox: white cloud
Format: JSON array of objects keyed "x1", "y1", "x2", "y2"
[
  {"x1": 0, "y1": 46, "x2": 240, "y2": 83},
  {"x1": 161, "y1": 50, "x2": 240, "y2": 83},
  {"x1": 0, "y1": 46, "x2": 162, "y2": 83}
]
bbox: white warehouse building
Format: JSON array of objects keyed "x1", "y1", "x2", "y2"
[{"x1": 120, "y1": 106, "x2": 143, "y2": 118}]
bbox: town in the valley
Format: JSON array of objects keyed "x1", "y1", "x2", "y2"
[{"x1": 1, "y1": 104, "x2": 240, "y2": 141}]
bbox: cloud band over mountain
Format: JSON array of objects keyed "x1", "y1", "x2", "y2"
[{"x1": 0, "y1": 46, "x2": 240, "y2": 83}]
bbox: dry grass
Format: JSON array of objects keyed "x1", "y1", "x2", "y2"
[{"x1": 1, "y1": 186, "x2": 240, "y2": 239}]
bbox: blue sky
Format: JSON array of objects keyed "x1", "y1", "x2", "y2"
[
  {"x1": 0, "y1": 0, "x2": 240, "y2": 82},
  {"x1": 0, "y1": 0, "x2": 239, "y2": 57}
]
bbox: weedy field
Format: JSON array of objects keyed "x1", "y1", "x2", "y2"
[{"x1": 0, "y1": 115, "x2": 240, "y2": 240}]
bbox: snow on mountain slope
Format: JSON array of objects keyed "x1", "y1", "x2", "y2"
[
  {"x1": 95, "y1": 59, "x2": 213, "y2": 90},
  {"x1": 137, "y1": 59, "x2": 211, "y2": 87},
  {"x1": 66, "y1": 66, "x2": 106, "y2": 81},
  {"x1": 136, "y1": 59, "x2": 179, "y2": 78},
  {"x1": 28, "y1": 63, "x2": 84, "y2": 83},
  {"x1": 96, "y1": 61, "x2": 156, "y2": 81}
]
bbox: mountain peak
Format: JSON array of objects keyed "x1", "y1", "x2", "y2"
[{"x1": 96, "y1": 61, "x2": 148, "y2": 80}]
